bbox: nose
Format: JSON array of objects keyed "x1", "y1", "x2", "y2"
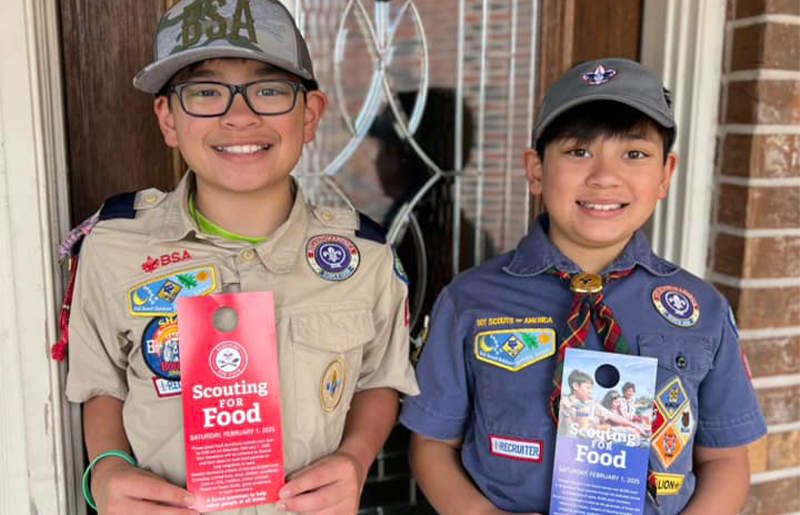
[
  {"x1": 586, "y1": 152, "x2": 620, "y2": 188},
  {"x1": 221, "y1": 92, "x2": 260, "y2": 128}
]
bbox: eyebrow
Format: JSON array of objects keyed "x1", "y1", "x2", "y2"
[{"x1": 186, "y1": 63, "x2": 290, "y2": 81}]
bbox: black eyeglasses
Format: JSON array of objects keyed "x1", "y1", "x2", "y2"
[{"x1": 166, "y1": 79, "x2": 307, "y2": 117}]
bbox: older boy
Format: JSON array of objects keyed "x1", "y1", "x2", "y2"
[
  {"x1": 400, "y1": 59, "x2": 766, "y2": 515},
  {"x1": 62, "y1": 1, "x2": 418, "y2": 514}
]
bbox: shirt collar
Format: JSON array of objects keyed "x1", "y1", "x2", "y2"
[
  {"x1": 503, "y1": 214, "x2": 679, "y2": 277},
  {"x1": 151, "y1": 171, "x2": 309, "y2": 274}
]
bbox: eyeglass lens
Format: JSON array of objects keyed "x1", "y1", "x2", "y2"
[{"x1": 179, "y1": 81, "x2": 298, "y2": 116}]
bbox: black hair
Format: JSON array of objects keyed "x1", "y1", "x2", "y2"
[
  {"x1": 568, "y1": 369, "x2": 593, "y2": 392},
  {"x1": 534, "y1": 98, "x2": 676, "y2": 163},
  {"x1": 622, "y1": 382, "x2": 636, "y2": 393}
]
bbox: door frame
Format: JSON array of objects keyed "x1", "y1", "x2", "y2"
[{"x1": 0, "y1": 0, "x2": 725, "y2": 513}]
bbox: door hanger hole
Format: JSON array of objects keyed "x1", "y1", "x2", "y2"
[
  {"x1": 594, "y1": 363, "x2": 620, "y2": 389},
  {"x1": 213, "y1": 306, "x2": 239, "y2": 333}
]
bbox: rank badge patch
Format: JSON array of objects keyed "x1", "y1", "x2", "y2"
[
  {"x1": 653, "y1": 424, "x2": 683, "y2": 469},
  {"x1": 306, "y1": 235, "x2": 360, "y2": 282},
  {"x1": 320, "y1": 359, "x2": 345, "y2": 412},
  {"x1": 475, "y1": 328, "x2": 556, "y2": 372},
  {"x1": 656, "y1": 377, "x2": 689, "y2": 420},
  {"x1": 652, "y1": 377, "x2": 693, "y2": 469},
  {"x1": 128, "y1": 265, "x2": 216, "y2": 316},
  {"x1": 652, "y1": 286, "x2": 700, "y2": 327}
]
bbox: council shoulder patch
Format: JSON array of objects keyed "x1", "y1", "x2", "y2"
[
  {"x1": 142, "y1": 315, "x2": 181, "y2": 381},
  {"x1": 652, "y1": 286, "x2": 700, "y2": 327},
  {"x1": 474, "y1": 328, "x2": 556, "y2": 372},
  {"x1": 306, "y1": 235, "x2": 360, "y2": 281},
  {"x1": 320, "y1": 359, "x2": 345, "y2": 412},
  {"x1": 128, "y1": 265, "x2": 216, "y2": 316},
  {"x1": 392, "y1": 247, "x2": 408, "y2": 285},
  {"x1": 489, "y1": 435, "x2": 543, "y2": 462}
]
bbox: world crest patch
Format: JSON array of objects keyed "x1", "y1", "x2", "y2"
[
  {"x1": 474, "y1": 328, "x2": 556, "y2": 372},
  {"x1": 306, "y1": 235, "x2": 360, "y2": 281},
  {"x1": 652, "y1": 286, "x2": 700, "y2": 327}
]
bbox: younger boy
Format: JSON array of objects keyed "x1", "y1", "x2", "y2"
[
  {"x1": 400, "y1": 58, "x2": 766, "y2": 515},
  {"x1": 61, "y1": 1, "x2": 418, "y2": 514}
]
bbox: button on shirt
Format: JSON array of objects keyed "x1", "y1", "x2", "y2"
[
  {"x1": 66, "y1": 172, "x2": 419, "y2": 515},
  {"x1": 400, "y1": 216, "x2": 766, "y2": 515}
]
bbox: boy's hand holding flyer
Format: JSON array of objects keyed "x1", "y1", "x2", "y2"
[
  {"x1": 178, "y1": 292, "x2": 284, "y2": 513},
  {"x1": 550, "y1": 349, "x2": 657, "y2": 515}
]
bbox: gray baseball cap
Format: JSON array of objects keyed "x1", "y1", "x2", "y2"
[
  {"x1": 133, "y1": 0, "x2": 317, "y2": 94},
  {"x1": 532, "y1": 58, "x2": 674, "y2": 146}
]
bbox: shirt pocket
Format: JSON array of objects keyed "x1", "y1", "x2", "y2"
[{"x1": 288, "y1": 306, "x2": 375, "y2": 446}]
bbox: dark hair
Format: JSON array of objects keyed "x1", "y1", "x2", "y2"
[
  {"x1": 602, "y1": 390, "x2": 622, "y2": 409},
  {"x1": 568, "y1": 369, "x2": 593, "y2": 392},
  {"x1": 622, "y1": 382, "x2": 636, "y2": 393},
  {"x1": 534, "y1": 100, "x2": 676, "y2": 163}
]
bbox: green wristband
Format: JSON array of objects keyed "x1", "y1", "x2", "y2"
[{"x1": 81, "y1": 450, "x2": 138, "y2": 510}]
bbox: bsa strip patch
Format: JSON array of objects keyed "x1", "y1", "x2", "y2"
[
  {"x1": 475, "y1": 328, "x2": 556, "y2": 372},
  {"x1": 652, "y1": 286, "x2": 700, "y2": 327},
  {"x1": 142, "y1": 315, "x2": 181, "y2": 381},
  {"x1": 650, "y1": 472, "x2": 685, "y2": 496},
  {"x1": 128, "y1": 265, "x2": 216, "y2": 316},
  {"x1": 320, "y1": 359, "x2": 345, "y2": 412},
  {"x1": 306, "y1": 235, "x2": 360, "y2": 281},
  {"x1": 489, "y1": 435, "x2": 543, "y2": 462}
]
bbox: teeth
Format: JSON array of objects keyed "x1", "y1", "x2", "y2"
[
  {"x1": 215, "y1": 144, "x2": 270, "y2": 154},
  {"x1": 579, "y1": 202, "x2": 623, "y2": 211}
]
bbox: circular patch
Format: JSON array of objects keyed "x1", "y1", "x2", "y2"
[
  {"x1": 306, "y1": 235, "x2": 360, "y2": 281},
  {"x1": 320, "y1": 359, "x2": 346, "y2": 412},
  {"x1": 208, "y1": 341, "x2": 248, "y2": 380},
  {"x1": 142, "y1": 315, "x2": 181, "y2": 380},
  {"x1": 652, "y1": 286, "x2": 700, "y2": 327}
]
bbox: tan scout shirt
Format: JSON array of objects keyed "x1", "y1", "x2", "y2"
[{"x1": 66, "y1": 172, "x2": 419, "y2": 515}]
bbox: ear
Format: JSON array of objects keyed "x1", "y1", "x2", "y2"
[
  {"x1": 154, "y1": 96, "x2": 179, "y2": 149},
  {"x1": 658, "y1": 152, "x2": 678, "y2": 199},
  {"x1": 302, "y1": 90, "x2": 328, "y2": 144},
  {"x1": 524, "y1": 148, "x2": 544, "y2": 195}
]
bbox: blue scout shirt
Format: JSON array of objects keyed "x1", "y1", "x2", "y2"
[{"x1": 400, "y1": 216, "x2": 766, "y2": 514}]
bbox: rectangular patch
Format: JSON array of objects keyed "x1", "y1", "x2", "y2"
[
  {"x1": 128, "y1": 265, "x2": 217, "y2": 316},
  {"x1": 475, "y1": 328, "x2": 556, "y2": 372},
  {"x1": 489, "y1": 435, "x2": 543, "y2": 462},
  {"x1": 653, "y1": 472, "x2": 685, "y2": 496},
  {"x1": 153, "y1": 377, "x2": 182, "y2": 397}
]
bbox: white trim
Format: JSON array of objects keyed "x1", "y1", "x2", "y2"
[
  {"x1": 751, "y1": 374, "x2": 800, "y2": 389},
  {"x1": 767, "y1": 421, "x2": 800, "y2": 434},
  {"x1": 641, "y1": 0, "x2": 727, "y2": 277},
  {"x1": 709, "y1": 273, "x2": 800, "y2": 288},
  {"x1": 718, "y1": 176, "x2": 800, "y2": 187},
  {"x1": 725, "y1": 69, "x2": 800, "y2": 82},
  {"x1": 0, "y1": 1, "x2": 77, "y2": 514},
  {"x1": 715, "y1": 224, "x2": 800, "y2": 237},
  {"x1": 729, "y1": 14, "x2": 800, "y2": 29},
  {"x1": 740, "y1": 326, "x2": 800, "y2": 340},
  {"x1": 723, "y1": 124, "x2": 800, "y2": 134},
  {"x1": 751, "y1": 466, "x2": 800, "y2": 485}
]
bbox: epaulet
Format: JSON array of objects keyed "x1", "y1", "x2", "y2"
[
  {"x1": 52, "y1": 190, "x2": 138, "y2": 362},
  {"x1": 355, "y1": 212, "x2": 387, "y2": 244}
]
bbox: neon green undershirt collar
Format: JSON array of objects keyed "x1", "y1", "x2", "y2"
[{"x1": 188, "y1": 193, "x2": 267, "y2": 245}]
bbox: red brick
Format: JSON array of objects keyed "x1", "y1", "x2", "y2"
[
  {"x1": 755, "y1": 385, "x2": 800, "y2": 425},
  {"x1": 731, "y1": 23, "x2": 800, "y2": 71},
  {"x1": 742, "y1": 477, "x2": 800, "y2": 515},
  {"x1": 717, "y1": 184, "x2": 800, "y2": 229},
  {"x1": 726, "y1": 80, "x2": 800, "y2": 125},
  {"x1": 735, "y1": 0, "x2": 800, "y2": 18},
  {"x1": 720, "y1": 134, "x2": 800, "y2": 179},
  {"x1": 742, "y1": 336, "x2": 800, "y2": 377},
  {"x1": 713, "y1": 233, "x2": 800, "y2": 278},
  {"x1": 717, "y1": 284, "x2": 800, "y2": 330}
]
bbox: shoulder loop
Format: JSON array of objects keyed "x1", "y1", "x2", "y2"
[
  {"x1": 99, "y1": 191, "x2": 137, "y2": 221},
  {"x1": 355, "y1": 212, "x2": 387, "y2": 244}
]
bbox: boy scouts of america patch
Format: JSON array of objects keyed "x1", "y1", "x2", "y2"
[
  {"x1": 652, "y1": 377, "x2": 695, "y2": 469},
  {"x1": 128, "y1": 265, "x2": 217, "y2": 316},
  {"x1": 142, "y1": 315, "x2": 181, "y2": 381},
  {"x1": 306, "y1": 235, "x2": 360, "y2": 281},
  {"x1": 474, "y1": 328, "x2": 556, "y2": 372},
  {"x1": 582, "y1": 64, "x2": 617, "y2": 85},
  {"x1": 320, "y1": 359, "x2": 345, "y2": 412},
  {"x1": 651, "y1": 286, "x2": 700, "y2": 327}
]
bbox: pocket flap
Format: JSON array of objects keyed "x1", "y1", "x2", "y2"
[
  {"x1": 638, "y1": 333, "x2": 714, "y2": 374},
  {"x1": 290, "y1": 309, "x2": 375, "y2": 352}
]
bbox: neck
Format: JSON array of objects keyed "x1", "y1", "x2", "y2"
[
  {"x1": 551, "y1": 234, "x2": 630, "y2": 275},
  {"x1": 194, "y1": 178, "x2": 295, "y2": 239}
]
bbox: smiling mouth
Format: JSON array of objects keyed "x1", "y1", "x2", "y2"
[
  {"x1": 213, "y1": 144, "x2": 272, "y2": 154},
  {"x1": 577, "y1": 201, "x2": 627, "y2": 211}
]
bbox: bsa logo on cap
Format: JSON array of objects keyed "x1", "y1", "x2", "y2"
[
  {"x1": 652, "y1": 286, "x2": 700, "y2": 327},
  {"x1": 582, "y1": 64, "x2": 617, "y2": 85},
  {"x1": 209, "y1": 341, "x2": 248, "y2": 380},
  {"x1": 306, "y1": 235, "x2": 360, "y2": 281}
]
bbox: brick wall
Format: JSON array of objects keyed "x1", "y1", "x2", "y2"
[{"x1": 711, "y1": 1, "x2": 800, "y2": 514}]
